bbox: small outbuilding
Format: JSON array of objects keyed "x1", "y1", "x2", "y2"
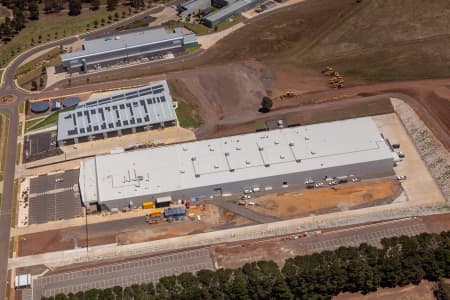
[
  {"x1": 63, "y1": 97, "x2": 81, "y2": 108},
  {"x1": 15, "y1": 274, "x2": 31, "y2": 289},
  {"x1": 30, "y1": 101, "x2": 49, "y2": 114}
]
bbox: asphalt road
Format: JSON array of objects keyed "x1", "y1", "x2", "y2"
[
  {"x1": 0, "y1": 0, "x2": 449, "y2": 298},
  {"x1": 0, "y1": 4, "x2": 175, "y2": 298},
  {"x1": 32, "y1": 248, "x2": 214, "y2": 299}
]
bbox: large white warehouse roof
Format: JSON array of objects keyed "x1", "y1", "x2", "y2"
[{"x1": 79, "y1": 117, "x2": 395, "y2": 204}]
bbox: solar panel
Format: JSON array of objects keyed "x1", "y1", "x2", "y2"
[
  {"x1": 112, "y1": 94, "x2": 124, "y2": 99},
  {"x1": 139, "y1": 90, "x2": 152, "y2": 96}
]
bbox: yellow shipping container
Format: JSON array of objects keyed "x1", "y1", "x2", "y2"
[
  {"x1": 142, "y1": 201, "x2": 154, "y2": 209},
  {"x1": 149, "y1": 209, "x2": 162, "y2": 216}
]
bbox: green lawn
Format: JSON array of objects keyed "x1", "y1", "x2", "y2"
[
  {"x1": 16, "y1": 142, "x2": 21, "y2": 165},
  {"x1": 25, "y1": 117, "x2": 45, "y2": 132},
  {"x1": 186, "y1": 44, "x2": 202, "y2": 52},
  {"x1": 176, "y1": 101, "x2": 202, "y2": 128},
  {"x1": 8, "y1": 238, "x2": 14, "y2": 259},
  {"x1": 16, "y1": 47, "x2": 62, "y2": 77},
  {"x1": 0, "y1": 113, "x2": 9, "y2": 174},
  {"x1": 0, "y1": 4, "x2": 131, "y2": 68},
  {"x1": 26, "y1": 106, "x2": 75, "y2": 132}
]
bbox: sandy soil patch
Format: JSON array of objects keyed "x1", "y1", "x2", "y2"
[
  {"x1": 251, "y1": 178, "x2": 401, "y2": 219},
  {"x1": 334, "y1": 280, "x2": 437, "y2": 300}
]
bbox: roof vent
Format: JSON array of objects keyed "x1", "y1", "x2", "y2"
[
  {"x1": 305, "y1": 137, "x2": 309, "y2": 140},
  {"x1": 180, "y1": 170, "x2": 185, "y2": 174},
  {"x1": 289, "y1": 142, "x2": 294, "y2": 147},
  {"x1": 245, "y1": 160, "x2": 251, "y2": 165},
  {"x1": 225, "y1": 152, "x2": 229, "y2": 156},
  {"x1": 191, "y1": 157, "x2": 196, "y2": 161},
  {"x1": 274, "y1": 141, "x2": 279, "y2": 145},
  {"x1": 214, "y1": 165, "x2": 219, "y2": 169},
  {"x1": 182, "y1": 147, "x2": 188, "y2": 151},
  {"x1": 258, "y1": 146, "x2": 264, "y2": 151},
  {"x1": 236, "y1": 147, "x2": 241, "y2": 150},
  {"x1": 280, "y1": 155, "x2": 285, "y2": 159}
]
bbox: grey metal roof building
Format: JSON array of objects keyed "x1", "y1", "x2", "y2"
[
  {"x1": 178, "y1": 0, "x2": 211, "y2": 18},
  {"x1": 61, "y1": 27, "x2": 197, "y2": 72},
  {"x1": 57, "y1": 81, "x2": 177, "y2": 144},
  {"x1": 203, "y1": 0, "x2": 261, "y2": 27},
  {"x1": 79, "y1": 117, "x2": 398, "y2": 210}
]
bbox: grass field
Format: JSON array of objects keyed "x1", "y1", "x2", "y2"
[
  {"x1": 0, "y1": 113, "x2": 9, "y2": 175},
  {"x1": 0, "y1": 3, "x2": 132, "y2": 68},
  {"x1": 203, "y1": 0, "x2": 450, "y2": 81},
  {"x1": 16, "y1": 142, "x2": 21, "y2": 165},
  {"x1": 176, "y1": 101, "x2": 202, "y2": 128},
  {"x1": 26, "y1": 106, "x2": 75, "y2": 132},
  {"x1": 25, "y1": 117, "x2": 45, "y2": 132}
]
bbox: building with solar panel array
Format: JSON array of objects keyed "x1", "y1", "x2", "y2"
[{"x1": 57, "y1": 81, "x2": 177, "y2": 145}]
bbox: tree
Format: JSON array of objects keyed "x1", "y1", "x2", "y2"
[
  {"x1": 41, "y1": 65, "x2": 47, "y2": 75},
  {"x1": 106, "y1": 0, "x2": 118, "y2": 11},
  {"x1": 31, "y1": 80, "x2": 38, "y2": 91},
  {"x1": 68, "y1": 0, "x2": 82, "y2": 16},
  {"x1": 28, "y1": 0, "x2": 39, "y2": 20},
  {"x1": 260, "y1": 96, "x2": 273, "y2": 113},
  {"x1": 44, "y1": 0, "x2": 65, "y2": 13},
  {"x1": 90, "y1": 0, "x2": 100, "y2": 10},
  {"x1": 39, "y1": 77, "x2": 45, "y2": 88}
]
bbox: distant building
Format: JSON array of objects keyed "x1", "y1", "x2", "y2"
[
  {"x1": 61, "y1": 27, "x2": 197, "y2": 72},
  {"x1": 57, "y1": 81, "x2": 177, "y2": 145},
  {"x1": 203, "y1": 0, "x2": 261, "y2": 27},
  {"x1": 178, "y1": 0, "x2": 211, "y2": 19},
  {"x1": 79, "y1": 117, "x2": 399, "y2": 210}
]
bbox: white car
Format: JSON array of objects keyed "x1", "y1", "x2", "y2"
[
  {"x1": 396, "y1": 175, "x2": 407, "y2": 180},
  {"x1": 351, "y1": 177, "x2": 361, "y2": 182}
]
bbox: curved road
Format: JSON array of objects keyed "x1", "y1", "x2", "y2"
[{"x1": 0, "y1": 0, "x2": 449, "y2": 298}]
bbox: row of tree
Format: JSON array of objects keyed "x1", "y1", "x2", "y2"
[
  {"x1": 0, "y1": 0, "x2": 148, "y2": 43},
  {"x1": 41, "y1": 231, "x2": 450, "y2": 300}
]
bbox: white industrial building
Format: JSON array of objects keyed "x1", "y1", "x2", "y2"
[{"x1": 79, "y1": 117, "x2": 399, "y2": 210}]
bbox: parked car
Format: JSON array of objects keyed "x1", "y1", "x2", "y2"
[
  {"x1": 241, "y1": 195, "x2": 251, "y2": 200},
  {"x1": 396, "y1": 175, "x2": 407, "y2": 180},
  {"x1": 392, "y1": 143, "x2": 400, "y2": 149},
  {"x1": 397, "y1": 151, "x2": 405, "y2": 158},
  {"x1": 351, "y1": 177, "x2": 361, "y2": 182}
]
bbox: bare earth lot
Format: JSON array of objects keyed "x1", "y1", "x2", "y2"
[{"x1": 252, "y1": 178, "x2": 401, "y2": 219}]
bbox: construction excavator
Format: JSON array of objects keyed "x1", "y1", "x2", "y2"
[{"x1": 322, "y1": 66, "x2": 344, "y2": 88}]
